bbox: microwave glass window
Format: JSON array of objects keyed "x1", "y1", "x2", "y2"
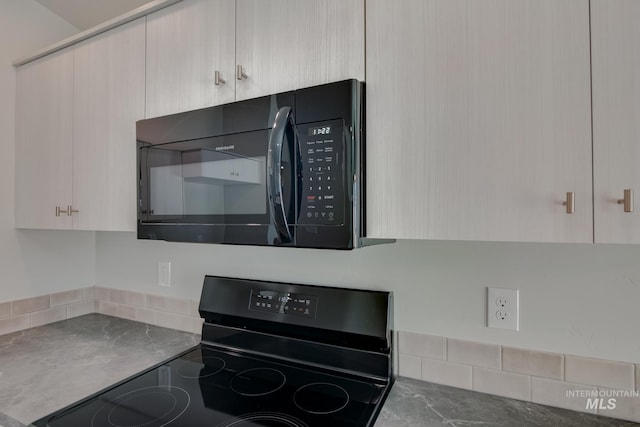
[
  {"x1": 142, "y1": 130, "x2": 272, "y2": 223},
  {"x1": 149, "y1": 154, "x2": 266, "y2": 217}
]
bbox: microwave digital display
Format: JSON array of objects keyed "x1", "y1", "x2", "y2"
[{"x1": 308, "y1": 125, "x2": 332, "y2": 136}]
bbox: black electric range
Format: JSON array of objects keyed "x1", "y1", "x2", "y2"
[{"x1": 33, "y1": 276, "x2": 394, "y2": 427}]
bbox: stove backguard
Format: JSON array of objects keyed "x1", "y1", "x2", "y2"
[{"x1": 198, "y1": 276, "x2": 393, "y2": 379}]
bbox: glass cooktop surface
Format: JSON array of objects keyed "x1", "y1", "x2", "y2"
[{"x1": 36, "y1": 345, "x2": 386, "y2": 427}]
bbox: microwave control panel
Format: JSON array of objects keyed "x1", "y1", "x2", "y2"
[{"x1": 298, "y1": 119, "x2": 345, "y2": 226}]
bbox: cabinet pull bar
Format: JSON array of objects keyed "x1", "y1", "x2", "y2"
[
  {"x1": 214, "y1": 70, "x2": 226, "y2": 85},
  {"x1": 617, "y1": 189, "x2": 633, "y2": 213},
  {"x1": 562, "y1": 192, "x2": 575, "y2": 214},
  {"x1": 67, "y1": 205, "x2": 79, "y2": 216},
  {"x1": 236, "y1": 64, "x2": 248, "y2": 80},
  {"x1": 55, "y1": 206, "x2": 62, "y2": 217}
]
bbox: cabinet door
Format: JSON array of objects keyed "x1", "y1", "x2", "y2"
[
  {"x1": 15, "y1": 49, "x2": 73, "y2": 229},
  {"x1": 235, "y1": 0, "x2": 365, "y2": 100},
  {"x1": 592, "y1": 0, "x2": 640, "y2": 243},
  {"x1": 365, "y1": 0, "x2": 592, "y2": 242},
  {"x1": 72, "y1": 18, "x2": 146, "y2": 231},
  {"x1": 146, "y1": 0, "x2": 236, "y2": 118}
]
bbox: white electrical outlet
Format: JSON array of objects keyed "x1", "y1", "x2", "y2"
[
  {"x1": 158, "y1": 261, "x2": 171, "y2": 287},
  {"x1": 487, "y1": 287, "x2": 519, "y2": 330}
]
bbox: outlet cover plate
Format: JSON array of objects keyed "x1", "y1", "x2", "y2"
[
  {"x1": 487, "y1": 287, "x2": 519, "y2": 330},
  {"x1": 158, "y1": 261, "x2": 171, "y2": 287}
]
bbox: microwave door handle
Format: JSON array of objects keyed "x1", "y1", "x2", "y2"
[{"x1": 267, "y1": 106, "x2": 294, "y2": 243}]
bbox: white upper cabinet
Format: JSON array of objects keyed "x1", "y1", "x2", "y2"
[
  {"x1": 145, "y1": 0, "x2": 364, "y2": 116},
  {"x1": 72, "y1": 18, "x2": 146, "y2": 231},
  {"x1": 15, "y1": 18, "x2": 145, "y2": 232},
  {"x1": 145, "y1": 0, "x2": 235, "y2": 118},
  {"x1": 592, "y1": 0, "x2": 640, "y2": 243},
  {"x1": 235, "y1": 0, "x2": 365, "y2": 100},
  {"x1": 15, "y1": 48, "x2": 73, "y2": 229},
  {"x1": 365, "y1": 0, "x2": 593, "y2": 242},
  {"x1": 16, "y1": 1, "x2": 363, "y2": 232}
]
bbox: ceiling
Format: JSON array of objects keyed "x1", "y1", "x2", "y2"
[{"x1": 35, "y1": 0, "x2": 152, "y2": 31}]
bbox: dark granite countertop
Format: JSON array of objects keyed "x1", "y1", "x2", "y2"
[
  {"x1": 1, "y1": 314, "x2": 637, "y2": 427},
  {"x1": 376, "y1": 377, "x2": 640, "y2": 427},
  {"x1": 0, "y1": 412, "x2": 28, "y2": 427},
  {"x1": 0, "y1": 314, "x2": 199, "y2": 426}
]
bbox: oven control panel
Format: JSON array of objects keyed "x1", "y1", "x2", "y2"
[
  {"x1": 298, "y1": 119, "x2": 346, "y2": 226},
  {"x1": 249, "y1": 289, "x2": 318, "y2": 318}
]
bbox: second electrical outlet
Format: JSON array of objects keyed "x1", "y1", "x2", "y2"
[
  {"x1": 487, "y1": 287, "x2": 519, "y2": 330},
  {"x1": 158, "y1": 261, "x2": 171, "y2": 287}
]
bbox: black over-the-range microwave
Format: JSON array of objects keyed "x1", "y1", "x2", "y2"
[{"x1": 136, "y1": 80, "x2": 391, "y2": 249}]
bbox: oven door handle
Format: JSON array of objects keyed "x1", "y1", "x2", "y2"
[{"x1": 267, "y1": 106, "x2": 294, "y2": 243}]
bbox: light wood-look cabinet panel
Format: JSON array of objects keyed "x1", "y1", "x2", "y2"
[
  {"x1": 365, "y1": 0, "x2": 592, "y2": 242},
  {"x1": 145, "y1": 0, "x2": 363, "y2": 112},
  {"x1": 72, "y1": 18, "x2": 146, "y2": 231},
  {"x1": 592, "y1": 0, "x2": 640, "y2": 243},
  {"x1": 15, "y1": 48, "x2": 73, "y2": 229},
  {"x1": 235, "y1": 0, "x2": 364, "y2": 100},
  {"x1": 145, "y1": 0, "x2": 235, "y2": 118}
]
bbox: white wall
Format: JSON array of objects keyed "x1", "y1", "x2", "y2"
[
  {"x1": 96, "y1": 232, "x2": 640, "y2": 364},
  {"x1": 0, "y1": 0, "x2": 95, "y2": 302}
]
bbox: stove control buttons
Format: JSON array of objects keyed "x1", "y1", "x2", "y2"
[{"x1": 249, "y1": 290, "x2": 317, "y2": 318}]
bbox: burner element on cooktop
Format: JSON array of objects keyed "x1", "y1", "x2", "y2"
[
  {"x1": 230, "y1": 368, "x2": 287, "y2": 397},
  {"x1": 293, "y1": 382, "x2": 350, "y2": 415},
  {"x1": 216, "y1": 412, "x2": 308, "y2": 427},
  {"x1": 175, "y1": 355, "x2": 226, "y2": 379},
  {"x1": 91, "y1": 386, "x2": 190, "y2": 427}
]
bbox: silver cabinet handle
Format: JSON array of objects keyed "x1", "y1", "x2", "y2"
[
  {"x1": 214, "y1": 70, "x2": 226, "y2": 85},
  {"x1": 562, "y1": 192, "x2": 575, "y2": 214},
  {"x1": 617, "y1": 189, "x2": 633, "y2": 213},
  {"x1": 55, "y1": 205, "x2": 78, "y2": 216},
  {"x1": 236, "y1": 64, "x2": 248, "y2": 80}
]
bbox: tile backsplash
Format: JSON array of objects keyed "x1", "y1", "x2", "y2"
[
  {"x1": 93, "y1": 286, "x2": 203, "y2": 335},
  {"x1": 502, "y1": 346, "x2": 563, "y2": 379},
  {"x1": 564, "y1": 354, "x2": 635, "y2": 391},
  {"x1": 0, "y1": 286, "x2": 202, "y2": 337},
  {"x1": 0, "y1": 288, "x2": 94, "y2": 335},
  {"x1": 398, "y1": 331, "x2": 640, "y2": 423}
]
